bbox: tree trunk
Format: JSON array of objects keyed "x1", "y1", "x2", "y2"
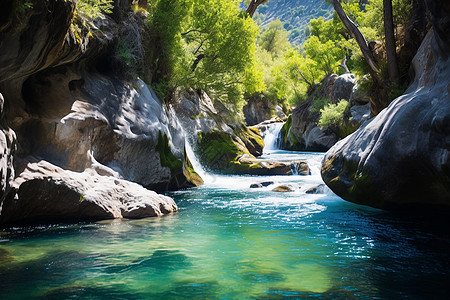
[
  {"x1": 246, "y1": 0, "x2": 266, "y2": 18},
  {"x1": 332, "y1": 0, "x2": 379, "y2": 74},
  {"x1": 383, "y1": 0, "x2": 399, "y2": 83}
]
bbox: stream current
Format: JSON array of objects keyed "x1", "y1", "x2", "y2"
[{"x1": 0, "y1": 124, "x2": 449, "y2": 299}]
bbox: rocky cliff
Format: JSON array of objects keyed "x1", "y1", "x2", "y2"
[
  {"x1": 0, "y1": 0, "x2": 198, "y2": 225},
  {"x1": 321, "y1": 0, "x2": 450, "y2": 210}
]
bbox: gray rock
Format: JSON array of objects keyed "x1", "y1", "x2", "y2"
[
  {"x1": 281, "y1": 101, "x2": 337, "y2": 152},
  {"x1": 320, "y1": 74, "x2": 339, "y2": 99},
  {"x1": 0, "y1": 160, "x2": 177, "y2": 225},
  {"x1": 243, "y1": 94, "x2": 273, "y2": 126},
  {"x1": 350, "y1": 78, "x2": 371, "y2": 106},
  {"x1": 349, "y1": 103, "x2": 371, "y2": 126},
  {"x1": 332, "y1": 74, "x2": 356, "y2": 103},
  {"x1": 321, "y1": 30, "x2": 450, "y2": 209},
  {"x1": 249, "y1": 181, "x2": 274, "y2": 188},
  {"x1": 250, "y1": 183, "x2": 263, "y2": 188},
  {"x1": 305, "y1": 184, "x2": 326, "y2": 194},
  {"x1": 0, "y1": 126, "x2": 15, "y2": 202},
  {"x1": 274, "y1": 105, "x2": 287, "y2": 121}
]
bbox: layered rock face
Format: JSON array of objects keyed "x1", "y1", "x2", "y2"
[
  {"x1": 321, "y1": 8, "x2": 450, "y2": 210},
  {"x1": 0, "y1": 1, "x2": 190, "y2": 225}
]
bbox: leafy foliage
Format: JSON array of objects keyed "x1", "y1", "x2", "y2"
[
  {"x1": 147, "y1": 0, "x2": 264, "y2": 112},
  {"x1": 77, "y1": 0, "x2": 113, "y2": 20},
  {"x1": 317, "y1": 99, "x2": 349, "y2": 129}
]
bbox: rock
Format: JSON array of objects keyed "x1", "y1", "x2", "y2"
[
  {"x1": 172, "y1": 89, "x2": 233, "y2": 137},
  {"x1": 239, "y1": 155, "x2": 310, "y2": 176},
  {"x1": 332, "y1": 74, "x2": 356, "y2": 103},
  {"x1": 243, "y1": 94, "x2": 273, "y2": 126},
  {"x1": 0, "y1": 94, "x2": 16, "y2": 201},
  {"x1": 172, "y1": 89, "x2": 265, "y2": 173},
  {"x1": 0, "y1": 1, "x2": 192, "y2": 226},
  {"x1": 250, "y1": 183, "x2": 263, "y2": 188},
  {"x1": 272, "y1": 184, "x2": 296, "y2": 192},
  {"x1": 280, "y1": 104, "x2": 337, "y2": 152},
  {"x1": 275, "y1": 105, "x2": 288, "y2": 121},
  {"x1": 350, "y1": 78, "x2": 371, "y2": 106},
  {"x1": 349, "y1": 103, "x2": 371, "y2": 126},
  {"x1": 0, "y1": 160, "x2": 177, "y2": 225},
  {"x1": 321, "y1": 28, "x2": 450, "y2": 210},
  {"x1": 250, "y1": 181, "x2": 274, "y2": 188},
  {"x1": 194, "y1": 129, "x2": 309, "y2": 176},
  {"x1": 10, "y1": 71, "x2": 199, "y2": 192},
  {"x1": 320, "y1": 74, "x2": 339, "y2": 99},
  {"x1": 305, "y1": 184, "x2": 326, "y2": 194}
]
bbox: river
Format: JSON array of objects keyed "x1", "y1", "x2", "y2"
[{"x1": 0, "y1": 124, "x2": 449, "y2": 299}]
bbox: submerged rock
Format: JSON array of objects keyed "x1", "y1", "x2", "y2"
[
  {"x1": 0, "y1": 160, "x2": 177, "y2": 225},
  {"x1": 321, "y1": 28, "x2": 450, "y2": 210}
]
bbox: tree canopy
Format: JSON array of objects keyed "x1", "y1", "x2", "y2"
[{"x1": 147, "y1": 0, "x2": 264, "y2": 112}]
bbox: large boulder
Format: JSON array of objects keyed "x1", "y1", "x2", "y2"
[
  {"x1": 321, "y1": 27, "x2": 450, "y2": 209},
  {"x1": 0, "y1": 93, "x2": 16, "y2": 201},
  {"x1": 10, "y1": 68, "x2": 200, "y2": 192},
  {"x1": 331, "y1": 74, "x2": 356, "y2": 103},
  {"x1": 0, "y1": 160, "x2": 177, "y2": 225}
]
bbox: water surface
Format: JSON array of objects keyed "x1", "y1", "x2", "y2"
[{"x1": 1, "y1": 151, "x2": 449, "y2": 299}]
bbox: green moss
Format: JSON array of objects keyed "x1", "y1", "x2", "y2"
[
  {"x1": 182, "y1": 148, "x2": 203, "y2": 187},
  {"x1": 197, "y1": 130, "x2": 247, "y2": 167},
  {"x1": 281, "y1": 115, "x2": 292, "y2": 145},
  {"x1": 238, "y1": 126, "x2": 264, "y2": 156},
  {"x1": 156, "y1": 131, "x2": 183, "y2": 178},
  {"x1": 197, "y1": 130, "x2": 268, "y2": 174}
]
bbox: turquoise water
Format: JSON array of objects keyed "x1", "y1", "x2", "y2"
[{"x1": 1, "y1": 151, "x2": 449, "y2": 299}]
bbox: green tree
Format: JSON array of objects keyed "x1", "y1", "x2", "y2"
[
  {"x1": 258, "y1": 20, "x2": 291, "y2": 57},
  {"x1": 147, "y1": 0, "x2": 264, "y2": 112}
]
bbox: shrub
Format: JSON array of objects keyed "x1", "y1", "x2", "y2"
[
  {"x1": 317, "y1": 99, "x2": 349, "y2": 129},
  {"x1": 311, "y1": 97, "x2": 330, "y2": 112}
]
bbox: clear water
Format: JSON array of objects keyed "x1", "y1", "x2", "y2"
[{"x1": 1, "y1": 150, "x2": 449, "y2": 299}]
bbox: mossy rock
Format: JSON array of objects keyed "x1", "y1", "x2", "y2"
[
  {"x1": 196, "y1": 130, "x2": 308, "y2": 176},
  {"x1": 156, "y1": 131, "x2": 202, "y2": 190},
  {"x1": 196, "y1": 130, "x2": 251, "y2": 173},
  {"x1": 183, "y1": 148, "x2": 203, "y2": 187},
  {"x1": 234, "y1": 125, "x2": 264, "y2": 157}
]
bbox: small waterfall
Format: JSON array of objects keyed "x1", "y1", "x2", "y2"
[
  {"x1": 184, "y1": 137, "x2": 217, "y2": 184},
  {"x1": 263, "y1": 122, "x2": 284, "y2": 152}
]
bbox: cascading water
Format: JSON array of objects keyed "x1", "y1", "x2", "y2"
[
  {"x1": 262, "y1": 122, "x2": 284, "y2": 152},
  {"x1": 184, "y1": 136, "x2": 217, "y2": 184}
]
